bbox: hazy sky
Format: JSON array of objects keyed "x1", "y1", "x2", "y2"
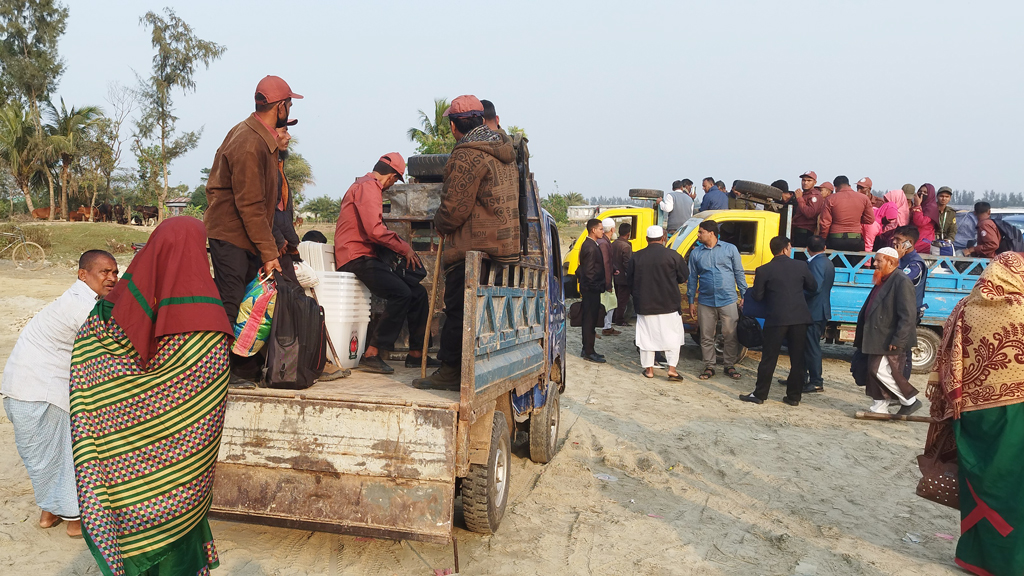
[{"x1": 57, "y1": 0, "x2": 1024, "y2": 201}]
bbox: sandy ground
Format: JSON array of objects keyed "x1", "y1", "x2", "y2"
[{"x1": 0, "y1": 262, "x2": 963, "y2": 575}]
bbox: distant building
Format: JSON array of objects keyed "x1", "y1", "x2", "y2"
[{"x1": 166, "y1": 197, "x2": 190, "y2": 217}]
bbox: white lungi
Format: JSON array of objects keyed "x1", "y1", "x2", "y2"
[
  {"x1": 3, "y1": 397, "x2": 80, "y2": 519},
  {"x1": 636, "y1": 313, "x2": 684, "y2": 368}
]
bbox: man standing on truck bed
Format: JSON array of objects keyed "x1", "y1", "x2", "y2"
[
  {"x1": 791, "y1": 171, "x2": 824, "y2": 248},
  {"x1": 699, "y1": 177, "x2": 729, "y2": 212},
  {"x1": 335, "y1": 153, "x2": 437, "y2": 374},
  {"x1": 688, "y1": 220, "x2": 747, "y2": 380},
  {"x1": 818, "y1": 175, "x2": 875, "y2": 251},
  {"x1": 660, "y1": 180, "x2": 695, "y2": 234},
  {"x1": 205, "y1": 75, "x2": 297, "y2": 387},
  {"x1": 412, "y1": 95, "x2": 521, "y2": 389}
]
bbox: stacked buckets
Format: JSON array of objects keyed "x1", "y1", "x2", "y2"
[{"x1": 315, "y1": 271, "x2": 372, "y2": 369}]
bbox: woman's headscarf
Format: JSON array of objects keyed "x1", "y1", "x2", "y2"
[
  {"x1": 882, "y1": 189, "x2": 910, "y2": 227},
  {"x1": 918, "y1": 183, "x2": 941, "y2": 229},
  {"x1": 928, "y1": 252, "x2": 1024, "y2": 420},
  {"x1": 105, "y1": 216, "x2": 232, "y2": 365}
]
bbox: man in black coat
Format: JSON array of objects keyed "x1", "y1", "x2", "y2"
[
  {"x1": 578, "y1": 219, "x2": 607, "y2": 363},
  {"x1": 853, "y1": 247, "x2": 921, "y2": 415},
  {"x1": 626, "y1": 225, "x2": 688, "y2": 380},
  {"x1": 740, "y1": 236, "x2": 817, "y2": 406}
]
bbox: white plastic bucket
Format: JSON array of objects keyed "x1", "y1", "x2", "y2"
[{"x1": 325, "y1": 318, "x2": 370, "y2": 369}]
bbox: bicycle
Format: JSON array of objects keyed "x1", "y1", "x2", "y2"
[{"x1": 0, "y1": 226, "x2": 46, "y2": 270}]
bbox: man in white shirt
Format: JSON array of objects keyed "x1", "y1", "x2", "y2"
[{"x1": 1, "y1": 250, "x2": 118, "y2": 537}]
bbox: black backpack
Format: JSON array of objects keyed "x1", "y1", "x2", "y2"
[
  {"x1": 994, "y1": 219, "x2": 1024, "y2": 254},
  {"x1": 264, "y1": 273, "x2": 327, "y2": 390}
]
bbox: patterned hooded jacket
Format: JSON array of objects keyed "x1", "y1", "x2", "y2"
[{"x1": 435, "y1": 126, "x2": 521, "y2": 266}]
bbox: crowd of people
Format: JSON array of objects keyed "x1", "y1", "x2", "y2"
[{"x1": 659, "y1": 172, "x2": 1011, "y2": 258}]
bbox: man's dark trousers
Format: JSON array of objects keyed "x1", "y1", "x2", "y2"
[
  {"x1": 791, "y1": 228, "x2": 813, "y2": 248},
  {"x1": 341, "y1": 256, "x2": 428, "y2": 352},
  {"x1": 826, "y1": 235, "x2": 863, "y2": 252},
  {"x1": 436, "y1": 262, "x2": 466, "y2": 367},
  {"x1": 805, "y1": 319, "x2": 826, "y2": 387},
  {"x1": 753, "y1": 323, "x2": 809, "y2": 401},
  {"x1": 580, "y1": 289, "x2": 601, "y2": 355},
  {"x1": 209, "y1": 238, "x2": 264, "y2": 380},
  {"x1": 612, "y1": 283, "x2": 631, "y2": 325}
]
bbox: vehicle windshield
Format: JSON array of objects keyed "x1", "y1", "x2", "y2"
[{"x1": 669, "y1": 217, "x2": 702, "y2": 250}]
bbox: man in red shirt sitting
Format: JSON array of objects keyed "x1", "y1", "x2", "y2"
[
  {"x1": 965, "y1": 201, "x2": 1001, "y2": 259},
  {"x1": 334, "y1": 153, "x2": 438, "y2": 374}
]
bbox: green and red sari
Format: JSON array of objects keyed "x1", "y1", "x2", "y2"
[
  {"x1": 70, "y1": 217, "x2": 233, "y2": 576},
  {"x1": 924, "y1": 252, "x2": 1024, "y2": 576}
]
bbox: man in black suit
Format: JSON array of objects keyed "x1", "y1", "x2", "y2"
[
  {"x1": 578, "y1": 219, "x2": 607, "y2": 363},
  {"x1": 740, "y1": 236, "x2": 817, "y2": 406},
  {"x1": 802, "y1": 235, "x2": 835, "y2": 393}
]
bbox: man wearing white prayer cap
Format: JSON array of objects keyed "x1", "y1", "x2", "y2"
[
  {"x1": 626, "y1": 225, "x2": 689, "y2": 380},
  {"x1": 851, "y1": 246, "x2": 922, "y2": 415},
  {"x1": 597, "y1": 217, "x2": 620, "y2": 336}
]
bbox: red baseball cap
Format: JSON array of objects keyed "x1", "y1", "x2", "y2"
[
  {"x1": 255, "y1": 75, "x2": 303, "y2": 104},
  {"x1": 856, "y1": 177, "x2": 873, "y2": 190},
  {"x1": 800, "y1": 170, "x2": 817, "y2": 180},
  {"x1": 442, "y1": 95, "x2": 484, "y2": 119},
  {"x1": 817, "y1": 181, "x2": 835, "y2": 192},
  {"x1": 378, "y1": 153, "x2": 406, "y2": 182}
]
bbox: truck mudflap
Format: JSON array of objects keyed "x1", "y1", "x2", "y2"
[{"x1": 211, "y1": 391, "x2": 459, "y2": 544}]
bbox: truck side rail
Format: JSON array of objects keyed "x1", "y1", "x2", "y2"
[
  {"x1": 461, "y1": 251, "x2": 547, "y2": 425},
  {"x1": 791, "y1": 248, "x2": 987, "y2": 326}
]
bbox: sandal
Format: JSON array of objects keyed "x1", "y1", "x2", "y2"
[
  {"x1": 667, "y1": 373, "x2": 683, "y2": 381},
  {"x1": 698, "y1": 368, "x2": 715, "y2": 380},
  {"x1": 724, "y1": 367, "x2": 741, "y2": 380},
  {"x1": 641, "y1": 369, "x2": 654, "y2": 379}
]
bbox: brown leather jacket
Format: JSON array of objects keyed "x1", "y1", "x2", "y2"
[
  {"x1": 435, "y1": 126, "x2": 520, "y2": 267},
  {"x1": 204, "y1": 115, "x2": 280, "y2": 263}
]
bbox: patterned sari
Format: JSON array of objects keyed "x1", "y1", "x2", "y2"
[
  {"x1": 70, "y1": 217, "x2": 233, "y2": 576},
  {"x1": 923, "y1": 252, "x2": 1024, "y2": 576}
]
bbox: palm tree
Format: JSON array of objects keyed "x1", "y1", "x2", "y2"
[
  {"x1": 565, "y1": 192, "x2": 586, "y2": 206},
  {"x1": 407, "y1": 98, "x2": 455, "y2": 154},
  {"x1": 46, "y1": 99, "x2": 103, "y2": 220},
  {"x1": 0, "y1": 102, "x2": 37, "y2": 212}
]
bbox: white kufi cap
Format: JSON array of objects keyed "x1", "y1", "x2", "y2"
[{"x1": 647, "y1": 225, "x2": 664, "y2": 239}]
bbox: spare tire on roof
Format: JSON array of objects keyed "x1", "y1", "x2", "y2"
[
  {"x1": 407, "y1": 154, "x2": 450, "y2": 181},
  {"x1": 628, "y1": 188, "x2": 664, "y2": 199},
  {"x1": 732, "y1": 180, "x2": 784, "y2": 201}
]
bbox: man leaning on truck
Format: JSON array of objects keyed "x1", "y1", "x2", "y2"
[
  {"x1": 205, "y1": 75, "x2": 296, "y2": 387},
  {"x1": 412, "y1": 95, "x2": 521, "y2": 391}
]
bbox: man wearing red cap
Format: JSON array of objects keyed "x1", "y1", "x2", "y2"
[
  {"x1": 205, "y1": 75, "x2": 301, "y2": 387},
  {"x1": 412, "y1": 95, "x2": 521, "y2": 390},
  {"x1": 791, "y1": 171, "x2": 823, "y2": 247},
  {"x1": 818, "y1": 175, "x2": 875, "y2": 252},
  {"x1": 335, "y1": 154, "x2": 436, "y2": 374}
]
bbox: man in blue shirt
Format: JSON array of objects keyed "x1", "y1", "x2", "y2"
[
  {"x1": 688, "y1": 220, "x2": 747, "y2": 379},
  {"x1": 699, "y1": 177, "x2": 729, "y2": 212}
]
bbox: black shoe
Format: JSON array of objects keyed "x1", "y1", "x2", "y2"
[
  {"x1": 228, "y1": 373, "x2": 257, "y2": 389},
  {"x1": 802, "y1": 384, "x2": 824, "y2": 394},
  {"x1": 897, "y1": 399, "x2": 923, "y2": 416},
  {"x1": 410, "y1": 363, "x2": 461, "y2": 391},
  {"x1": 738, "y1": 393, "x2": 764, "y2": 404},
  {"x1": 580, "y1": 349, "x2": 605, "y2": 359},
  {"x1": 358, "y1": 354, "x2": 394, "y2": 374},
  {"x1": 405, "y1": 354, "x2": 441, "y2": 368},
  {"x1": 778, "y1": 378, "x2": 811, "y2": 387},
  {"x1": 584, "y1": 353, "x2": 606, "y2": 363},
  {"x1": 782, "y1": 396, "x2": 800, "y2": 407}
]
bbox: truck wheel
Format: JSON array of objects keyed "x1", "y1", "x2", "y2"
[
  {"x1": 911, "y1": 328, "x2": 941, "y2": 374},
  {"x1": 732, "y1": 180, "x2": 784, "y2": 201},
  {"x1": 463, "y1": 412, "x2": 511, "y2": 534},
  {"x1": 529, "y1": 389, "x2": 560, "y2": 464},
  {"x1": 407, "y1": 154, "x2": 449, "y2": 178}
]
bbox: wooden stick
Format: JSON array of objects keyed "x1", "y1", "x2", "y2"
[
  {"x1": 422, "y1": 238, "x2": 444, "y2": 378},
  {"x1": 854, "y1": 410, "x2": 936, "y2": 424},
  {"x1": 310, "y1": 286, "x2": 344, "y2": 367}
]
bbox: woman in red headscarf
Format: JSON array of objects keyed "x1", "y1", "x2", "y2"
[
  {"x1": 69, "y1": 217, "x2": 233, "y2": 576},
  {"x1": 910, "y1": 183, "x2": 940, "y2": 253}
]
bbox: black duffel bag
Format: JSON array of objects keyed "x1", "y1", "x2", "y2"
[{"x1": 736, "y1": 308, "x2": 763, "y2": 349}]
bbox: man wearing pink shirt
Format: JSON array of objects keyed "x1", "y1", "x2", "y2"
[{"x1": 335, "y1": 153, "x2": 437, "y2": 374}]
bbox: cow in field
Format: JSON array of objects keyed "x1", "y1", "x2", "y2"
[
  {"x1": 113, "y1": 204, "x2": 128, "y2": 224},
  {"x1": 31, "y1": 207, "x2": 50, "y2": 220},
  {"x1": 133, "y1": 205, "x2": 158, "y2": 226},
  {"x1": 98, "y1": 202, "x2": 113, "y2": 222}
]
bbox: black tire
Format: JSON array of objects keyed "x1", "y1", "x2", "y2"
[
  {"x1": 529, "y1": 389, "x2": 560, "y2": 464},
  {"x1": 911, "y1": 327, "x2": 941, "y2": 374},
  {"x1": 407, "y1": 154, "x2": 450, "y2": 178},
  {"x1": 732, "y1": 180, "x2": 783, "y2": 201},
  {"x1": 628, "y1": 188, "x2": 664, "y2": 200},
  {"x1": 463, "y1": 411, "x2": 512, "y2": 534}
]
